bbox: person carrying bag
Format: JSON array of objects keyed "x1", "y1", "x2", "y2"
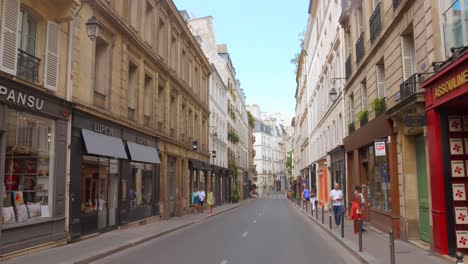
[{"x1": 349, "y1": 185, "x2": 363, "y2": 234}]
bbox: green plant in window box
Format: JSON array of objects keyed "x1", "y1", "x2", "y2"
[
  {"x1": 358, "y1": 110, "x2": 368, "y2": 126},
  {"x1": 371, "y1": 98, "x2": 386, "y2": 116},
  {"x1": 348, "y1": 122, "x2": 355, "y2": 134}
]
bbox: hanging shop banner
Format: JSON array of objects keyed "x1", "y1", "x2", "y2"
[{"x1": 375, "y1": 141, "x2": 386, "y2": 156}]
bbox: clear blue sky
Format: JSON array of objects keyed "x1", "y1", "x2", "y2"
[{"x1": 173, "y1": 0, "x2": 309, "y2": 122}]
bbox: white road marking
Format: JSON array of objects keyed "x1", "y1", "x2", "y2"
[
  {"x1": 253, "y1": 220, "x2": 257, "y2": 223},
  {"x1": 220, "y1": 259, "x2": 229, "y2": 264},
  {"x1": 242, "y1": 232, "x2": 248, "y2": 238}
]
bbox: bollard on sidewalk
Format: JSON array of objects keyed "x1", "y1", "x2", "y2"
[
  {"x1": 341, "y1": 207, "x2": 345, "y2": 238},
  {"x1": 359, "y1": 219, "x2": 363, "y2": 252},
  {"x1": 329, "y1": 211, "x2": 332, "y2": 230},
  {"x1": 322, "y1": 206, "x2": 324, "y2": 225},
  {"x1": 315, "y1": 201, "x2": 319, "y2": 220},
  {"x1": 456, "y1": 252, "x2": 464, "y2": 264},
  {"x1": 390, "y1": 231, "x2": 395, "y2": 264}
]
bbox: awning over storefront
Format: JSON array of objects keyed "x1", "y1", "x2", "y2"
[
  {"x1": 127, "y1": 141, "x2": 160, "y2": 164},
  {"x1": 190, "y1": 159, "x2": 203, "y2": 170},
  {"x1": 82, "y1": 129, "x2": 128, "y2": 159},
  {"x1": 202, "y1": 161, "x2": 212, "y2": 171}
]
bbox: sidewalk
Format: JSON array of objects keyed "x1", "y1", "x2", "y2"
[
  {"x1": 291, "y1": 200, "x2": 452, "y2": 264},
  {"x1": 4, "y1": 201, "x2": 248, "y2": 264}
]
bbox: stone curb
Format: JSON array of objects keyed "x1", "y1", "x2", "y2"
[
  {"x1": 72, "y1": 201, "x2": 249, "y2": 264},
  {"x1": 289, "y1": 201, "x2": 376, "y2": 264}
]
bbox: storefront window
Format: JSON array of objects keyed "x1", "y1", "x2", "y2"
[
  {"x1": 130, "y1": 162, "x2": 153, "y2": 208},
  {"x1": 370, "y1": 143, "x2": 391, "y2": 212},
  {"x1": 81, "y1": 156, "x2": 118, "y2": 233},
  {"x1": 200, "y1": 170, "x2": 206, "y2": 190},
  {"x1": 3, "y1": 111, "x2": 54, "y2": 225}
]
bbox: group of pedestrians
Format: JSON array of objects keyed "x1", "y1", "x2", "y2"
[
  {"x1": 192, "y1": 187, "x2": 215, "y2": 214},
  {"x1": 300, "y1": 182, "x2": 367, "y2": 234}
]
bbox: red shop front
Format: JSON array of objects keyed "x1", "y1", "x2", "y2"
[{"x1": 422, "y1": 52, "x2": 468, "y2": 255}]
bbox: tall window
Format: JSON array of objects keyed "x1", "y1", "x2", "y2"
[
  {"x1": 157, "y1": 83, "x2": 165, "y2": 131},
  {"x1": 169, "y1": 94, "x2": 177, "y2": 137},
  {"x1": 3, "y1": 111, "x2": 54, "y2": 225},
  {"x1": 349, "y1": 94, "x2": 355, "y2": 122},
  {"x1": 361, "y1": 81, "x2": 367, "y2": 110},
  {"x1": 158, "y1": 19, "x2": 166, "y2": 59},
  {"x1": 144, "y1": 1, "x2": 154, "y2": 46},
  {"x1": 144, "y1": 75, "x2": 152, "y2": 126},
  {"x1": 376, "y1": 63, "x2": 385, "y2": 98},
  {"x1": 181, "y1": 49, "x2": 187, "y2": 81},
  {"x1": 19, "y1": 10, "x2": 37, "y2": 55},
  {"x1": 129, "y1": 0, "x2": 139, "y2": 30},
  {"x1": 401, "y1": 34, "x2": 416, "y2": 81},
  {"x1": 188, "y1": 60, "x2": 193, "y2": 88},
  {"x1": 94, "y1": 39, "x2": 110, "y2": 108},
  {"x1": 128, "y1": 62, "x2": 138, "y2": 120},
  {"x1": 356, "y1": 4, "x2": 364, "y2": 34},
  {"x1": 170, "y1": 34, "x2": 177, "y2": 70},
  {"x1": 188, "y1": 109, "x2": 193, "y2": 140}
]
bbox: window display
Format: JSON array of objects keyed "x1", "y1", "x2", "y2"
[
  {"x1": 130, "y1": 162, "x2": 153, "y2": 209},
  {"x1": 2, "y1": 111, "x2": 54, "y2": 225}
]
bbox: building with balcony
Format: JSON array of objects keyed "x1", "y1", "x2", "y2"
[
  {"x1": 301, "y1": 0, "x2": 347, "y2": 209},
  {"x1": 187, "y1": 16, "x2": 231, "y2": 204},
  {"x1": 66, "y1": 0, "x2": 211, "y2": 242},
  {"x1": 249, "y1": 105, "x2": 291, "y2": 194},
  {"x1": 418, "y1": 1, "x2": 468, "y2": 256},
  {"x1": 0, "y1": 0, "x2": 74, "y2": 256},
  {"x1": 340, "y1": 0, "x2": 443, "y2": 244}
]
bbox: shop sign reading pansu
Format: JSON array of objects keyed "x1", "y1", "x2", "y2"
[{"x1": 0, "y1": 86, "x2": 44, "y2": 110}]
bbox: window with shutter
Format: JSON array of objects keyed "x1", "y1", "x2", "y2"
[
  {"x1": 0, "y1": 0, "x2": 20, "y2": 75},
  {"x1": 44, "y1": 21, "x2": 60, "y2": 90},
  {"x1": 361, "y1": 81, "x2": 368, "y2": 110},
  {"x1": 401, "y1": 35, "x2": 416, "y2": 81},
  {"x1": 376, "y1": 64, "x2": 385, "y2": 98}
]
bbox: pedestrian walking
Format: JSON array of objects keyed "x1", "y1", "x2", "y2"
[
  {"x1": 207, "y1": 188, "x2": 215, "y2": 214},
  {"x1": 192, "y1": 188, "x2": 200, "y2": 213},
  {"x1": 198, "y1": 187, "x2": 206, "y2": 213},
  {"x1": 302, "y1": 185, "x2": 311, "y2": 210},
  {"x1": 349, "y1": 185, "x2": 363, "y2": 234},
  {"x1": 329, "y1": 182, "x2": 344, "y2": 227}
]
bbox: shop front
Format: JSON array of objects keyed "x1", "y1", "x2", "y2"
[
  {"x1": 316, "y1": 159, "x2": 328, "y2": 208},
  {"x1": 330, "y1": 146, "x2": 346, "y2": 207},
  {"x1": 69, "y1": 112, "x2": 160, "y2": 240},
  {"x1": 422, "y1": 51, "x2": 468, "y2": 255},
  {"x1": 0, "y1": 77, "x2": 71, "y2": 255},
  {"x1": 343, "y1": 114, "x2": 399, "y2": 236},
  {"x1": 188, "y1": 159, "x2": 211, "y2": 206}
]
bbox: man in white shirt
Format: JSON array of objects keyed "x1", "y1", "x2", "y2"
[
  {"x1": 329, "y1": 183, "x2": 343, "y2": 227},
  {"x1": 198, "y1": 187, "x2": 206, "y2": 213}
]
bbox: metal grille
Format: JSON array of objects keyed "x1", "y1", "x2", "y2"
[
  {"x1": 17, "y1": 49, "x2": 40, "y2": 83},
  {"x1": 355, "y1": 33, "x2": 365, "y2": 64},
  {"x1": 370, "y1": 2, "x2": 382, "y2": 44}
]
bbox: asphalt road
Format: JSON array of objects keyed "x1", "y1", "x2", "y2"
[{"x1": 93, "y1": 195, "x2": 359, "y2": 264}]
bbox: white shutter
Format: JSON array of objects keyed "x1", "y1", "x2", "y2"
[
  {"x1": 401, "y1": 35, "x2": 415, "y2": 81},
  {"x1": 44, "y1": 21, "x2": 60, "y2": 90},
  {"x1": 377, "y1": 64, "x2": 385, "y2": 98},
  {"x1": 0, "y1": 0, "x2": 20, "y2": 75}
]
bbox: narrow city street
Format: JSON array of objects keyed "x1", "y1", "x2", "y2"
[{"x1": 92, "y1": 195, "x2": 359, "y2": 264}]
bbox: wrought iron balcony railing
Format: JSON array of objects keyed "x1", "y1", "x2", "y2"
[
  {"x1": 345, "y1": 55, "x2": 352, "y2": 80},
  {"x1": 393, "y1": 0, "x2": 401, "y2": 10},
  {"x1": 355, "y1": 32, "x2": 365, "y2": 64},
  {"x1": 370, "y1": 2, "x2": 382, "y2": 44},
  {"x1": 399, "y1": 73, "x2": 420, "y2": 101},
  {"x1": 17, "y1": 49, "x2": 40, "y2": 83}
]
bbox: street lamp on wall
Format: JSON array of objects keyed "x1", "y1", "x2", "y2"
[
  {"x1": 329, "y1": 87, "x2": 338, "y2": 102},
  {"x1": 85, "y1": 16, "x2": 101, "y2": 40}
]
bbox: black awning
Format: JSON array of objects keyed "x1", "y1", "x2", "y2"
[
  {"x1": 202, "y1": 162, "x2": 212, "y2": 171},
  {"x1": 127, "y1": 142, "x2": 160, "y2": 164},
  {"x1": 82, "y1": 129, "x2": 128, "y2": 159},
  {"x1": 190, "y1": 159, "x2": 203, "y2": 170}
]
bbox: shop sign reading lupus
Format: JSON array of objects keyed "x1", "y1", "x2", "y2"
[{"x1": 0, "y1": 86, "x2": 44, "y2": 110}]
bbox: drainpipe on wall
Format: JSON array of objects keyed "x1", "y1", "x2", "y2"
[{"x1": 64, "y1": 17, "x2": 74, "y2": 242}]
